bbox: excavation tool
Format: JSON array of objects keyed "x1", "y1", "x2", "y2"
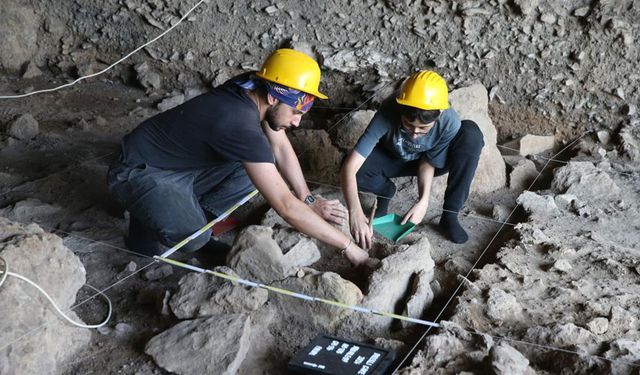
[
  {"x1": 371, "y1": 214, "x2": 416, "y2": 242},
  {"x1": 288, "y1": 334, "x2": 395, "y2": 375}
]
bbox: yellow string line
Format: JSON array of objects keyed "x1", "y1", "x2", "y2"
[
  {"x1": 154, "y1": 256, "x2": 441, "y2": 328},
  {"x1": 159, "y1": 189, "x2": 259, "y2": 258}
]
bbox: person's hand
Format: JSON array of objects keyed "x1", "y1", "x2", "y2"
[
  {"x1": 311, "y1": 198, "x2": 348, "y2": 225},
  {"x1": 343, "y1": 243, "x2": 369, "y2": 266},
  {"x1": 401, "y1": 200, "x2": 429, "y2": 225},
  {"x1": 349, "y1": 209, "x2": 373, "y2": 250}
]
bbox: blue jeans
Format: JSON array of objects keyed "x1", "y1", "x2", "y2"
[
  {"x1": 356, "y1": 120, "x2": 484, "y2": 216},
  {"x1": 107, "y1": 159, "x2": 254, "y2": 255}
]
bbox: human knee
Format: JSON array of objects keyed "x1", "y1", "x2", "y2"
[{"x1": 459, "y1": 120, "x2": 484, "y2": 154}]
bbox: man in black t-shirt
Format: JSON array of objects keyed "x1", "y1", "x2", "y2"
[{"x1": 108, "y1": 49, "x2": 369, "y2": 266}]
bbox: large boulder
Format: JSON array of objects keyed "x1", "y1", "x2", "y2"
[
  {"x1": 341, "y1": 237, "x2": 435, "y2": 336},
  {"x1": 551, "y1": 161, "x2": 620, "y2": 200},
  {"x1": 0, "y1": 218, "x2": 91, "y2": 374},
  {"x1": 7, "y1": 114, "x2": 39, "y2": 140},
  {"x1": 169, "y1": 267, "x2": 268, "y2": 319},
  {"x1": 432, "y1": 83, "x2": 506, "y2": 197},
  {"x1": 145, "y1": 314, "x2": 252, "y2": 375},
  {"x1": 0, "y1": 2, "x2": 39, "y2": 71},
  {"x1": 270, "y1": 270, "x2": 363, "y2": 331},
  {"x1": 226, "y1": 226, "x2": 320, "y2": 283}
]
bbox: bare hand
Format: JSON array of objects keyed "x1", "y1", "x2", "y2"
[
  {"x1": 343, "y1": 243, "x2": 369, "y2": 266},
  {"x1": 311, "y1": 198, "x2": 348, "y2": 225},
  {"x1": 349, "y1": 210, "x2": 373, "y2": 250},
  {"x1": 401, "y1": 200, "x2": 428, "y2": 225}
]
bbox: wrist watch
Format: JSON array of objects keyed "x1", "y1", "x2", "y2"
[{"x1": 304, "y1": 194, "x2": 316, "y2": 205}]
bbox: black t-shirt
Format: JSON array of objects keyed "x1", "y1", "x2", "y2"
[{"x1": 119, "y1": 75, "x2": 274, "y2": 170}]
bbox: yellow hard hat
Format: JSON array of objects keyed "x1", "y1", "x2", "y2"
[
  {"x1": 396, "y1": 70, "x2": 449, "y2": 110},
  {"x1": 256, "y1": 48, "x2": 328, "y2": 100}
]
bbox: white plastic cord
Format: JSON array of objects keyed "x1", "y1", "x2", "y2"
[
  {"x1": 0, "y1": 0, "x2": 206, "y2": 99},
  {"x1": 0, "y1": 256, "x2": 111, "y2": 329}
]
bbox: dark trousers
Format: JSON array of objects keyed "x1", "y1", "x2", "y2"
[
  {"x1": 356, "y1": 120, "x2": 484, "y2": 216},
  {"x1": 107, "y1": 160, "x2": 254, "y2": 255}
]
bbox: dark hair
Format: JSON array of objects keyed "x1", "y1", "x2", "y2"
[{"x1": 399, "y1": 105, "x2": 440, "y2": 124}]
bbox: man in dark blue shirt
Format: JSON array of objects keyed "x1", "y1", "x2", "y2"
[
  {"x1": 341, "y1": 71, "x2": 484, "y2": 246},
  {"x1": 108, "y1": 49, "x2": 369, "y2": 266}
]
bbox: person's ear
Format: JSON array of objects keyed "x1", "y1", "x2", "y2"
[{"x1": 266, "y1": 93, "x2": 279, "y2": 106}]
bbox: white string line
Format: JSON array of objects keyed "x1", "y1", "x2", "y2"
[
  {"x1": 392, "y1": 131, "x2": 592, "y2": 373},
  {"x1": 0, "y1": 0, "x2": 206, "y2": 99},
  {"x1": 495, "y1": 144, "x2": 571, "y2": 164},
  {"x1": 0, "y1": 258, "x2": 112, "y2": 329}
]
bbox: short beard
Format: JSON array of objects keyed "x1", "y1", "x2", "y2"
[{"x1": 265, "y1": 104, "x2": 284, "y2": 131}]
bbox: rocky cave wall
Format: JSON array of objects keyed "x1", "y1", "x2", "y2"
[{"x1": 1, "y1": 0, "x2": 639, "y2": 141}]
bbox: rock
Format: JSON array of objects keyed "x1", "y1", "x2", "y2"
[
  {"x1": 444, "y1": 256, "x2": 473, "y2": 275},
  {"x1": 610, "y1": 306, "x2": 635, "y2": 332},
  {"x1": 540, "y1": 13, "x2": 556, "y2": 24},
  {"x1": 430, "y1": 83, "x2": 506, "y2": 199},
  {"x1": 124, "y1": 261, "x2": 137, "y2": 272},
  {"x1": 169, "y1": 269, "x2": 267, "y2": 319},
  {"x1": 596, "y1": 130, "x2": 611, "y2": 145},
  {"x1": 7, "y1": 114, "x2": 39, "y2": 140},
  {"x1": 574, "y1": 6, "x2": 590, "y2": 17},
  {"x1": 486, "y1": 288, "x2": 522, "y2": 322},
  {"x1": 115, "y1": 322, "x2": 135, "y2": 338},
  {"x1": 492, "y1": 205, "x2": 512, "y2": 223},
  {"x1": 552, "y1": 258, "x2": 572, "y2": 272},
  {"x1": 145, "y1": 314, "x2": 252, "y2": 375},
  {"x1": 343, "y1": 238, "x2": 435, "y2": 336},
  {"x1": 503, "y1": 156, "x2": 538, "y2": 191},
  {"x1": 516, "y1": 191, "x2": 559, "y2": 218},
  {"x1": 22, "y1": 61, "x2": 42, "y2": 78},
  {"x1": 0, "y1": 199, "x2": 61, "y2": 223},
  {"x1": 586, "y1": 317, "x2": 609, "y2": 334},
  {"x1": 270, "y1": 270, "x2": 363, "y2": 330},
  {"x1": 0, "y1": 3, "x2": 39, "y2": 71},
  {"x1": 143, "y1": 264, "x2": 174, "y2": 281},
  {"x1": 512, "y1": 0, "x2": 539, "y2": 16},
  {"x1": 329, "y1": 110, "x2": 375, "y2": 150},
  {"x1": 0, "y1": 218, "x2": 90, "y2": 374},
  {"x1": 490, "y1": 342, "x2": 530, "y2": 375},
  {"x1": 551, "y1": 162, "x2": 620, "y2": 200},
  {"x1": 526, "y1": 323, "x2": 592, "y2": 346},
  {"x1": 288, "y1": 129, "x2": 343, "y2": 184},
  {"x1": 403, "y1": 269, "x2": 435, "y2": 328},
  {"x1": 288, "y1": 40, "x2": 315, "y2": 58},
  {"x1": 604, "y1": 339, "x2": 640, "y2": 374},
  {"x1": 502, "y1": 135, "x2": 555, "y2": 157},
  {"x1": 621, "y1": 104, "x2": 637, "y2": 116},
  {"x1": 273, "y1": 228, "x2": 321, "y2": 268},
  {"x1": 619, "y1": 121, "x2": 640, "y2": 161},
  {"x1": 135, "y1": 62, "x2": 162, "y2": 93},
  {"x1": 227, "y1": 226, "x2": 320, "y2": 283},
  {"x1": 554, "y1": 193, "x2": 577, "y2": 211},
  {"x1": 157, "y1": 94, "x2": 185, "y2": 112}
]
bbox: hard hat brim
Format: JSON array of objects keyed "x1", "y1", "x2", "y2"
[{"x1": 396, "y1": 97, "x2": 449, "y2": 110}]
